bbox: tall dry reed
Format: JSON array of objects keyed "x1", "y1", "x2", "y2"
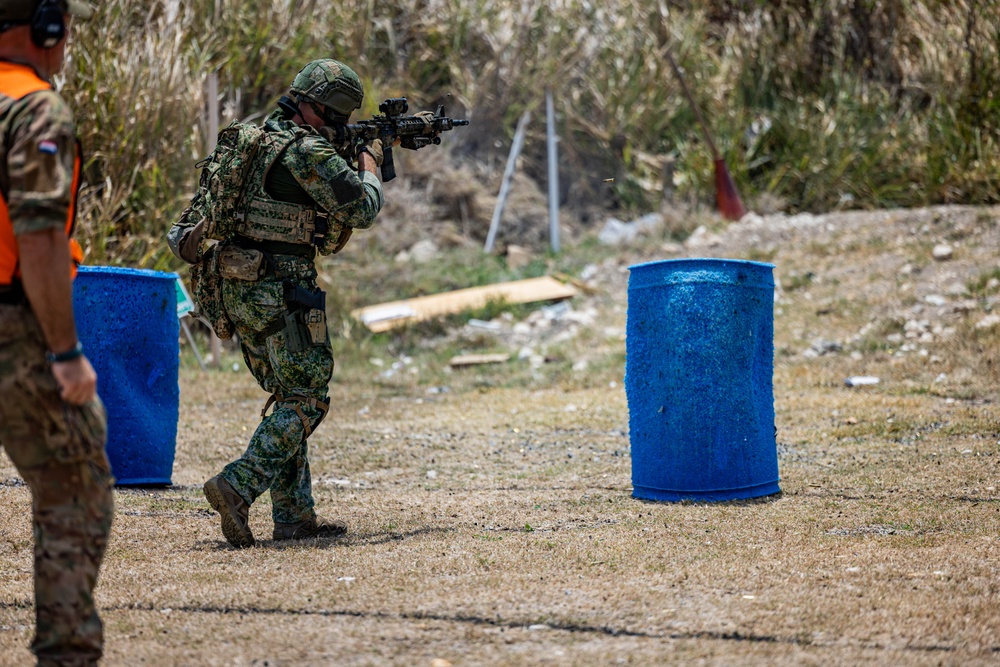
[{"x1": 60, "y1": 0, "x2": 1000, "y2": 267}]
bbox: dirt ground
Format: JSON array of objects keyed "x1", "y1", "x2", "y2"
[{"x1": 2, "y1": 205, "x2": 1000, "y2": 666}]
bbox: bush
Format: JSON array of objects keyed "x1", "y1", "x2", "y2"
[{"x1": 62, "y1": 0, "x2": 1000, "y2": 268}]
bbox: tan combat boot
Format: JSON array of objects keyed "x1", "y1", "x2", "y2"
[
  {"x1": 203, "y1": 475, "x2": 255, "y2": 548},
  {"x1": 273, "y1": 515, "x2": 348, "y2": 541}
]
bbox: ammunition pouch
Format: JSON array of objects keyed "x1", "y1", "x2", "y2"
[
  {"x1": 237, "y1": 196, "x2": 353, "y2": 255},
  {"x1": 217, "y1": 245, "x2": 266, "y2": 281},
  {"x1": 238, "y1": 196, "x2": 322, "y2": 244},
  {"x1": 190, "y1": 243, "x2": 236, "y2": 340}
]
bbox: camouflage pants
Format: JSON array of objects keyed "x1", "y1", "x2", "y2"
[
  {"x1": 0, "y1": 304, "x2": 115, "y2": 667},
  {"x1": 219, "y1": 256, "x2": 332, "y2": 524}
]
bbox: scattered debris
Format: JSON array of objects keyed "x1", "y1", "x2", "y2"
[
  {"x1": 803, "y1": 338, "x2": 842, "y2": 357},
  {"x1": 467, "y1": 318, "x2": 503, "y2": 331}
]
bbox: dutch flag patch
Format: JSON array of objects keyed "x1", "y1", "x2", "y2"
[{"x1": 38, "y1": 141, "x2": 58, "y2": 155}]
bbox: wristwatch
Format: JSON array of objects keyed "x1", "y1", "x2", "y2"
[{"x1": 46, "y1": 341, "x2": 84, "y2": 363}]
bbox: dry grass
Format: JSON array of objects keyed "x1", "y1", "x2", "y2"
[
  {"x1": 4, "y1": 205, "x2": 1000, "y2": 665},
  {"x1": 59, "y1": 0, "x2": 1000, "y2": 268},
  {"x1": 2, "y1": 378, "x2": 999, "y2": 665}
]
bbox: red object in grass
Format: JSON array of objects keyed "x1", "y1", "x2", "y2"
[{"x1": 714, "y1": 158, "x2": 747, "y2": 221}]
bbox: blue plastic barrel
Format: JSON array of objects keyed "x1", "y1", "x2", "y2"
[
  {"x1": 626, "y1": 258, "x2": 780, "y2": 502},
  {"x1": 73, "y1": 267, "x2": 179, "y2": 485}
]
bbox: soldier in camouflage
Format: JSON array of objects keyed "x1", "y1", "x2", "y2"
[
  {"x1": 168, "y1": 60, "x2": 385, "y2": 548},
  {"x1": 0, "y1": 1, "x2": 115, "y2": 665}
]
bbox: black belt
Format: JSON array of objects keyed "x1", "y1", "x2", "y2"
[
  {"x1": 233, "y1": 236, "x2": 316, "y2": 259},
  {"x1": 0, "y1": 283, "x2": 25, "y2": 305}
]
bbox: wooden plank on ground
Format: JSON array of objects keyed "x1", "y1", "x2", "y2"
[
  {"x1": 352, "y1": 276, "x2": 577, "y2": 333},
  {"x1": 449, "y1": 353, "x2": 511, "y2": 367}
]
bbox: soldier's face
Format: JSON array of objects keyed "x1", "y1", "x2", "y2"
[{"x1": 299, "y1": 102, "x2": 326, "y2": 129}]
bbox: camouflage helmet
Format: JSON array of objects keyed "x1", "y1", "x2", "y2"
[{"x1": 289, "y1": 59, "x2": 364, "y2": 117}]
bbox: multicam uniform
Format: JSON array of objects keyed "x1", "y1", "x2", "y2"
[
  {"x1": 169, "y1": 108, "x2": 382, "y2": 528},
  {"x1": 0, "y1": 60, "x2": 114, "y2": 666}
]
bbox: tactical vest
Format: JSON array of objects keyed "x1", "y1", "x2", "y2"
[
  {"x1": 0, "y1": 61, "x2": 83, "y2": 286},
  {"x1": 234, "y1": 125, "x2": 352, "y2": 255}
]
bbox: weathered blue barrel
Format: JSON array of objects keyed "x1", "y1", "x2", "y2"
[
  {"x1": 73, "y1": 267, "x2": 179, "y2": 485},
  {"x1": 626, "y1": 258, "x2": 780, "y2": 502}
]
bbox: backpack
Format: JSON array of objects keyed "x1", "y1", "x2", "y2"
[
  {"x1": 197, "y1": 120, "x2": 267, "y2": 241},
  {"x1": 178, "y1": 121, "x2": 267, "y2": 339}
]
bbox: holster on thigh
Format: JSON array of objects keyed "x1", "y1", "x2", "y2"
[{"x1": 260, "y1": 392, "x2": 329, "y2": 439}]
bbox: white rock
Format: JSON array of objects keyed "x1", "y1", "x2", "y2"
[
  {"x1": 597, "y1": 217, "x2": 638, "y2": 245},
  {"x1": 975, "y1": 314, "x2": 1000, "y2": 330},
  {"x1": 924, "y1": 294, "x2": 948, "y2": 306},
  {"x1": 409, "y1": 239, "x2": 440, "y2": 264},
  {"x1": 685, "y1": 225, "x2": 723, "y2": 248},
  {"x1": 946, "y1": 282, "x2": 967, "y2": 296},
  {"x1": 932, "y1": 244, "x2": 954, "y2": 261},
  {"x1": 579, "y1": 264, "x2": 599, "y2": 281},
  {"x1": 631, "y1": 212, "x2": 664, "y2": 232}
]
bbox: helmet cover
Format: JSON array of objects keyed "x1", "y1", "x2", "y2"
[{"x1": 289, "y1": 59, "x2": 364, "y2": 117}]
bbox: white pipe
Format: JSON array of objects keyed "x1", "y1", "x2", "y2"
[
  {"x1": 546, "y1": 90, "x2": 560, "y2": 254},
  {"x1": 485, "y1": 111, "x2": 531, "y2": 253}
]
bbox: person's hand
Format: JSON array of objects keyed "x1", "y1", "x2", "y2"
[
  {"x1": 414, "y1": 110, "x2": 436, "y2": 126},
  {"x1": 52, "y1": 356, "x2": 98, "y2": 405},
  {"x1": 362, "y1": 138, "x2": 384, "y2": 167}
]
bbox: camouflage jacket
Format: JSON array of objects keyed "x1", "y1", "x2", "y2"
[{"x1": 0, "y1": 61, "x2": 79, "y2": 236}]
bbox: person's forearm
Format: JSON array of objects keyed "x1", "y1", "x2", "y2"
[
  {"x1": 17, "y1": 228, "x2": 79, "y2": 354},
  {"x1": 358, "y1": 150, "x2": 377, "y2": 177}
]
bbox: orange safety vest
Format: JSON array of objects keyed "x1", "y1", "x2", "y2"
[{"x1": 0, "y1": 61, "x2": 83, "y2": 286}]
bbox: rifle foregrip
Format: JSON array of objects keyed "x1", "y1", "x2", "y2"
[{"x1": 381, "y1": 146, "x2": 396, "y2": 182}]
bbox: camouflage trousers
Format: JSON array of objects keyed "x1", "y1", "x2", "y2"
[
  {"x1": 218, "y1": 256, "x2": 332, "y2": 525},
  {"x1": 0, "y1": 304, "x2": 115, "y2": 667}
]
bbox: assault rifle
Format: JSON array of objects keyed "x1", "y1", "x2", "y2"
[{"x1": 279, "y1": 96, "x2": 469, "y2": 181}]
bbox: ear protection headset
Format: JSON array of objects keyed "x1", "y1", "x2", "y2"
[{"x1": 30, "y1": 0, "x2": 65, "y2": 49}]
